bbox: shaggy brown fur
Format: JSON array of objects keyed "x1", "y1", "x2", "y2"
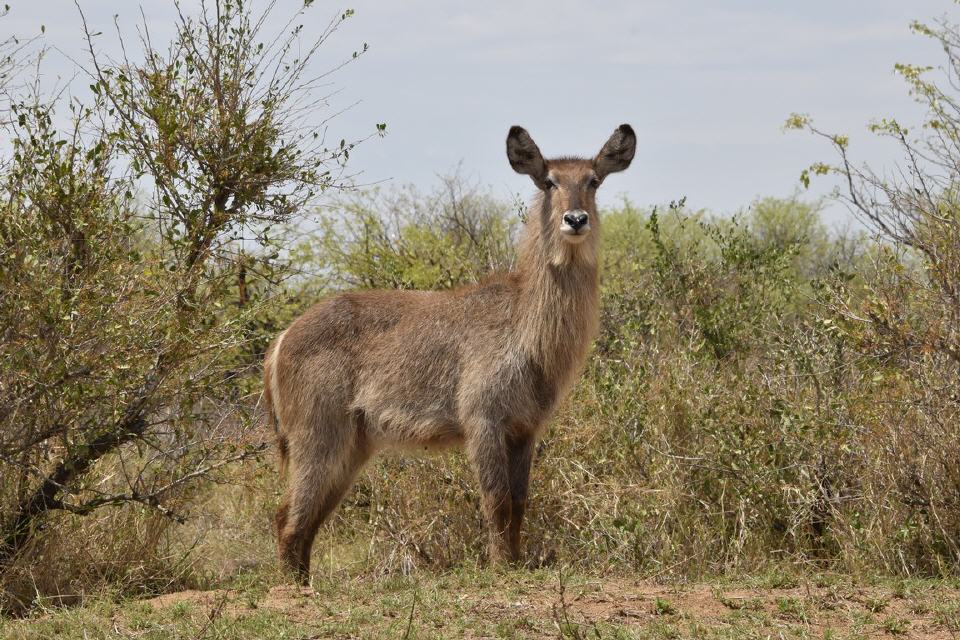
[{"x1": 263, "y1": 124, "x2": 636, "y2": 583}]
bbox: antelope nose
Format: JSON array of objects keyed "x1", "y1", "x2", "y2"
[{"x1": 563, "y1": 211, "x2": 589, "y2": 230}]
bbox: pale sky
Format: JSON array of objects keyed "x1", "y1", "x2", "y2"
[{"x1": 5, "y1": 1, "x2": 956, "y2": 223}]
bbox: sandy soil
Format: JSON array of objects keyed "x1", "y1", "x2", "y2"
[{"x1": 142, "y1": 576, "x2": 960, "y2": 639}]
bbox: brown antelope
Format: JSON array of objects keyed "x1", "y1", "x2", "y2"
[{"x1": 263, "y1": 124, "x2": 636, "y2": 583}]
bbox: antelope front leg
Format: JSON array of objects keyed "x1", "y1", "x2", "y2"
[
  {"x1": 506, "y1": 434, "x2": 535, "y2": 562},
  {"x1": 466, "y1": 421, "x2": 513, "y2": 563}
]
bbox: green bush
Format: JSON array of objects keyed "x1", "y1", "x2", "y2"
[{"x1": 0, "y1": 0, "x2": 360, "y2": 610}]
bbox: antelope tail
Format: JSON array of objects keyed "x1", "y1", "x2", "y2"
[{"x1": 264, "y1": 331, "x2": 289, "y2": 480}]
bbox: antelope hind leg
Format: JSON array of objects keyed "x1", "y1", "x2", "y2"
[{"x1": 276, "y1": 433, "x2": 369, "y2": 585}]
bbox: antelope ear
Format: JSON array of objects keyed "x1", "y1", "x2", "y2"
[
  {"x1": 506, "y1": 126, "x2": 547, "y2": 185},
  {"x1": 594, "y1": 124, "x2": 636, "y2": 179}
]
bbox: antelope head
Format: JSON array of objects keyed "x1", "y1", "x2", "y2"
[{"x1": 507, "y1": 124, "x2": 636, "y2": 259}]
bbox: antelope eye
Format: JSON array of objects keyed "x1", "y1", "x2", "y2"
[
  {"x1": 543, "y1": 178, "x2": 556, "y2": 190},
  {"x1": 588, "y1": 177, "x2": 600, "y2": 189}
]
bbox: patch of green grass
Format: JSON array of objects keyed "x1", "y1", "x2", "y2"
[
  {"x1": 755, "y1": 569, "x2": 801, "y2": 590},
  {"x1": 813, "y1": 587, "x2": 844, "y2": 612},
  {"x1": 848, "y1": 609, "x2": 877, "y2": 637},
  {"x1": 494, "y1": 615, "x2": 535, "y2": 638},
  {"x1": 168, "y1": 600, "x2": 193, "y2": 618},
  {"x1": 653, "y1": 597, "x2": 677, "y2": 616},
  {"x1": 864, "y1": 595, "x2": 888, "y2": 613},
  {"x1": 814, "y1": 573, "x2": 845, "y2": 588},
  {"x1": 713, "y1": 589, "x2": 763, "y2": 611},
  {"x1": 725, "y1": 607, "x2": 772, "y2": 627},
  {"x1": 638, "y1": 619, "x2": 681, "y2": 639},
  {"x1": 880, "y1": 616, "x2": 909, "y2": 635},
  {"x1": 775, "y1": 596, "x2": 810, "y2": 623},
  {"x1": 934, "y1": 601, "x2": 960, "y2": 631},
  {"x1": 908, "y1": 599, "x2": 930, "y2": 614}
]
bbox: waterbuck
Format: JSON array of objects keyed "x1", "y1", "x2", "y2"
[{"x1": 263, "y1": 124, "x2": 636, "y2": 583}]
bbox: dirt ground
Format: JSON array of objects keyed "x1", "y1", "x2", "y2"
[{"x1": 137, "y1": 574, "x2": 960, "y2": 639}]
